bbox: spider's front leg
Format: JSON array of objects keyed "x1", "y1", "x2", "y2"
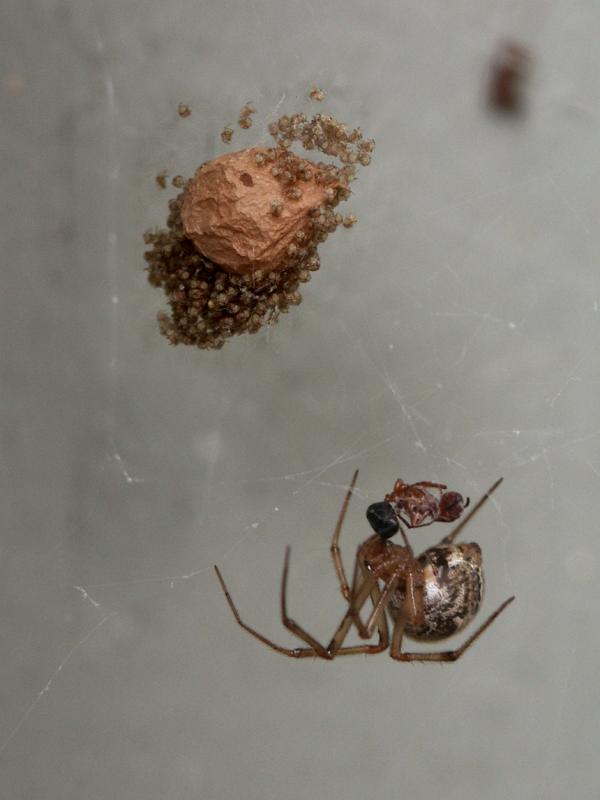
[
  {"x1": 214, "y1": 564, "x2": 319, "y2": 659},
  {"x1": 278, "y1": 547, "x2": 334, "y2": 660},
  {"x1": 326, "y1": 567, "x2": 394, "y2": 657},
  {"x1": 281, "y1": 547, "x2": 391, "y2": 658},
  {"x1": 328, "y1": 471, "x2": 391, "y2": 642},
  {"x1": 329, "y1": 470, "x2": 360, "y2": 601},
  {"x1": 215, "y1": 545, "x2": 389, "y2": 660}
]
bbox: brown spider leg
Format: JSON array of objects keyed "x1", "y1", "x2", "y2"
[
  {"x1": 279, "y1": 547, "x2": 333, "y2": 660},
  {"x1": 351, "y1": 571, "x2": 401, "y2": 639},
  {"x1": 406, "y1": 562, "x2": 426, "y2": 628},
  {"x1": 352, "y1": 549, "x2": 427, "y2": 638},
  {"x1": 280, "y1": 547, "x2": 389, "y2": 659},
  {"x1": 216, "y1": 555, "x2": 387, "y2": 660},
  {"x1": 323, "y1": 562, "x2": 390, "y2": 657},
  {"x1": 327, "y1": 572, "x2": 387, "y2": 655},
  {"x1": 346, "y1": 559, "x2": 390, "y2": 647},
  {"x1": 329, "y1": 548, "x2": 389, "y2": 648},
  {"x1": 390, "y1": 591, "x2": 515, "y2": 662},
  {"x1": 344, "y1": 526, "x2": 414, "y2": 638},
  {"x1": 390, "y1": 599, "x2": 409, "y2": 658},
  {"x1": 387, "y1": 571, "x2": 426, "y2": 652},
  {"x1": 326, "y1": 473, "x2": 386, "y2": 641},
  {"x1": 214, "y1": 565, "x2": 317, "y2": 659},
  {"x1": 330, "y1": 469, "x2": 359, "y2": 601},
  {"x1": 344, "y1": 555, "x2": 366, "y2": 629},
  {"x1": 439, "y1": 477, "x2": 504, "y2": 547}
]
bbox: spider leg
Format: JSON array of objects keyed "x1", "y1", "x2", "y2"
[
  {"x1": 351, "y1": 569, "x2": 400, "y2": 640},
  {"x1": 279, "y1": 547, "x2": 334, "y2": 659},
  {"x1": 346, "y1": 559, "x2": 390, "y2": 647},
  {"x1": 330, "y1": 469, "x2": 359, "y2": 601},
  {"x1": 326, "y1": 546, "x2": 390, "y2": 648},
  {"x1": 390, "y1": 594, "x2": 515, "y2": 662},
  {"x1": 214, "y1": 565, "x2": 317, "y2": 658},
  {"x1": 215, "y1": 552, "x2": 387, "y2": 660},
  {"x1": 438, "y1": 477, "x2": 503, "y2": 547},
  {"x1": 348, "y1": 559, "x2": 378, "y2": 636},
  {"x1": 280, "y1": 546, "x2": 392, "y2": 658},
  {"x1": 326, "y1": 572, "x2": 389, "y2": 656}
]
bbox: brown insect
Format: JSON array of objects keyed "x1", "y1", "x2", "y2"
[
  {"x1": 214, "y1": 473, "x2": 514, "y2": 662},
  {"x1": 384, "y1": 478, "x2": 469, "y2": 528},
  {"x1": 487, "y1": 41, "x2": 532, "y2": 114}
]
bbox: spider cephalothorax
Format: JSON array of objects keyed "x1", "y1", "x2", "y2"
[{"x1": 215, "y1": 472, "x2": 513, "y2": 662}]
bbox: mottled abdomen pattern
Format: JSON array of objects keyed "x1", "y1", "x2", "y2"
[{"x1": 390, "y1": 544, "x2": 484, "y2": 641}]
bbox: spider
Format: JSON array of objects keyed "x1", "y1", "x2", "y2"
[{"x1": 214, "y1": 473, "x2": 515, "y2": 661}]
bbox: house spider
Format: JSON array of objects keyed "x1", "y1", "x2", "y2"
[{"x1": 214, "y1": 473, "x2": 515, "y2": 661}]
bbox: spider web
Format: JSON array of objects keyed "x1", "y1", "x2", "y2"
[{"x1": 3, "y1": 2, "x2": 600, "y2": 799}]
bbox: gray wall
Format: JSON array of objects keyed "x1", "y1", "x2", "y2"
[{"x1": 2, "y1": 2, "x2": 599, "y2": 798}]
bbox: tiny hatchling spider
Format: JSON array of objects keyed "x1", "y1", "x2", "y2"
[{"x1": 214, "y1": 473, "x2": 515, "y2": 661}]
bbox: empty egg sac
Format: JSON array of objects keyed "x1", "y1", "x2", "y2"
[{"x1": 180, "y1": 147, "x2": 343, "y2": 277}]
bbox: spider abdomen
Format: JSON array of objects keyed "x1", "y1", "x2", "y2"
[{"x1": 391, "y1": 544, "x2": 484, "y2": 641}]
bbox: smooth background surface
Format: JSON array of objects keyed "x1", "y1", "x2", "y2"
[{"x1": 3, "y1": 2, "x2": 599, "y2": 798}]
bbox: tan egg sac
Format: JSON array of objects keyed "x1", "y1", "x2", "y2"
[{"x1": 180, "y1": 147, "x2": 339, "y2": 275}]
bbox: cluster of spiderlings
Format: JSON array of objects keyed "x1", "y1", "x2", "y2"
[
  {"x1": 144, "y1": 185, "x2": 321, "y2": 349},
  {"x1": 146, "y1": 109, "x2": 373, "y2": 349},
  {"x1": 238, "y1": 102, "x2": 255, "y2": 129},
  {"x1": 268, "y1": 112, "x2": 374, "y2": 172},
  {"x1": 258, "y1": 111, "x2": 375, "y2": 236}
]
